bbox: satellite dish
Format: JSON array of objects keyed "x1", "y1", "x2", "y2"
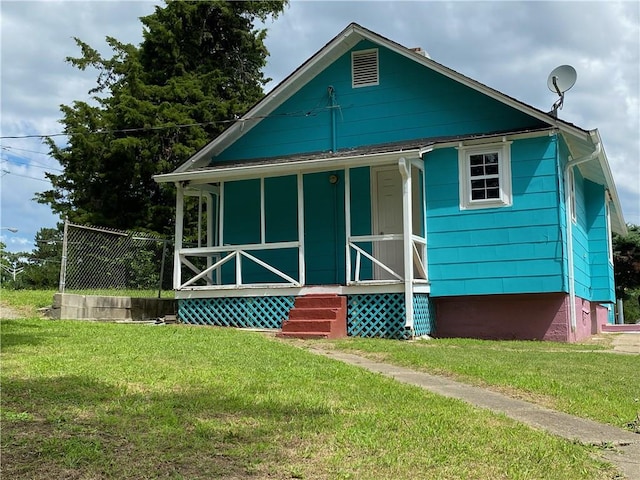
[
  {"x1": 547, "y1": 65, "x2": 577, "y2": 117},
  {"x1": 547, "y1": 65, "x2": 577, "y2": 94}
]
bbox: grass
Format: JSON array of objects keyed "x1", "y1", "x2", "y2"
[
  {"x1": 328, "y1": 337, "x2": 640, "y2": 431},
  {"x1": 1, "y1": 317, "x2": 619, "y2": 480}
]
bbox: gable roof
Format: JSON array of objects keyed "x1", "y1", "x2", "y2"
[
  {"x1": 174, "y1": 23, "x2": 591, "y2": 173},
  {"x1": 157, "y1": 22, "x2": 625, "y2": 233}
]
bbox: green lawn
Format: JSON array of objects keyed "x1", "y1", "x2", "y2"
[
  {"x1": 1, "y1": 317, "x2": 619, "y2": 479},
  {"x1": 329, "y1": 337, "x2": 640, "y2": 431}
]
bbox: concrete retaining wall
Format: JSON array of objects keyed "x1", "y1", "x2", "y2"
[{"x1": 50, "y1": 293, "x2": 177, "y2": 322}]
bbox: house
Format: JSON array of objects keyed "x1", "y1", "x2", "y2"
[{"x1": 153, "y1": 23, "x2": 626, "y2": 342}]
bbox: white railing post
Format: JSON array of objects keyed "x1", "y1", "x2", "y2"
[
  {"x1": 399, "y1": 158, "x2": 414, "y2": 330},
  {"x1": 297, "y1": 173, "x2": 305, "y2": 286},
  {"x1": 173, "y1": 183, "x2": 184, "y2": 289},
  {"x1": 235, "y1": 248, "x2": 242, "y2": 287},
  {"x1": 345, "y1": 167, "x2": 352, "y2": 283}
]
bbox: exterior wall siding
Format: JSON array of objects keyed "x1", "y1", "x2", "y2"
[
  {"x1": 426, "y1": 135, "x2": 566, "y2": 297},
  {"x1": 215, "y1": 40, "x2": 546, "y2": 163},
  {"x1": 585, "y1": 181, "x2": 615, "y2": 302}
]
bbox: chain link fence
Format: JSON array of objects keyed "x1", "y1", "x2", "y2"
[{"x1": 59, "y1": 220, "x2": 173, "y2": 297}]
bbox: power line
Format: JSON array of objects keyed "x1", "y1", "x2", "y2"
[
  {"x1": 0, "y1": 106, "x2": 329, "y2": 140},
  {"x1": 0, "y1": 170, "x2": 51, "y2": 183},
  {"x1": 0, "y1": 145, "x2": 52, "y2": 157},
  {"x1": 0, "y1": 119, "x2": 239, "y2": 140},
  {"x1": 1, "y1": 152, "x2": 64, "y2": 172}
]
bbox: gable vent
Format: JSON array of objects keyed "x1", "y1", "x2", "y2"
[{"x1": 352, "y1": 49, "x2": 379, "y2": 88}]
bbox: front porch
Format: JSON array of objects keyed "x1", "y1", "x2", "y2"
[{"x1": 164, "y1": 147, "x2": 435, "y2": 338}]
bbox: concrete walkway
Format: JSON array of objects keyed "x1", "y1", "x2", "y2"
[
  {"x1": 610, "y1": 333, "x2": 640, "y2": 354},
  {"x1": 308, "y1": 347, "x2": 640, "y2": 479}
]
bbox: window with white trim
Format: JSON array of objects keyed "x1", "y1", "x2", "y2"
[{"x1": 458, "y1": 142, "x2": 512, "y2": 210}]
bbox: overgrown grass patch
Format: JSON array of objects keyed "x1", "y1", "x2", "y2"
[
  {"x1": 329, "y1": 337, "x2": 640, "y2": 430},
  {"x1": 1, "y1": 318, "x2": 619, "y2": 479}
]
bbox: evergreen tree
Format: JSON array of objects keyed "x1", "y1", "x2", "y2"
[{"x1": 37, "y1": 0, "x2": 287, "y2": 235}]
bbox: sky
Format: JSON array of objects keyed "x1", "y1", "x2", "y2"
[{"x1": 1, "y1": 0, "x2": 639, "y2": 253}]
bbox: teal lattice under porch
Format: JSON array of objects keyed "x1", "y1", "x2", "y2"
[
  {"x1": 413, "y1": 293, "x2": 435, "y2": 337},
  {"x1": 179, "y1": 296, "x2": 294, "y2": 329},
  {"x1": 347, "y1": 293, "x2": 435, "y2": 339}
]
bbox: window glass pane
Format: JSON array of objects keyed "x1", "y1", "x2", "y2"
[
  {"x1": 486, "y1": 178, "x2": 499, "y2": 188},
  {"x1": 470, "y1": 154, "x2": 484, "y2": 165},
  {"x1": 486, "y1": 188, "x2": 500, "y2": 199},
  {"x1": 486, "y1": 153, "x2": 498, "y2": 164},
  {"x1": 470, "y1": 166, "x2": 484, "y2": 177},
  {"x1": 471, "y1": 179, "x2": 485, "y2": 189},
  {"x1": 471, "y1": 190, "x2": 485, "y2": 200},
  {"x1": 485, "y1": 164, "x2": 499, "y2": 175}
]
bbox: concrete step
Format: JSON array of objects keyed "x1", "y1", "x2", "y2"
[
  {"x1": 294, "y1": 295, "x2": 346, "y2": 309},
  {"x1": 279, "y1": 294, "x2": 348, "y2": 340},
  {"x1": 288, "y1": 307, "x2": 340, "y2": 320},
  {"x1": 276, "y1": 331, "x2": 330, "y2": 340},
  {"x1": 281, "y1": 319, "x2": 334, "y2": 333}
]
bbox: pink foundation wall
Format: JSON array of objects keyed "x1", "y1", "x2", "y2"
[{"x1": 434, "y1": 293, "x2": 608, "y2": 342}]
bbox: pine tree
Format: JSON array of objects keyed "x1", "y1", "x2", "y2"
[{"x1": 38, "y1": 0, "x2": 287, "y2": 235}]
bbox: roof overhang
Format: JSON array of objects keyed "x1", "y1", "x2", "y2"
[
  {"x1": 156, "y1": 148, "x2": 423, "y2": 186},
  {"x1": 568, "y1": 129, "x2": 627, "y2": 235}
]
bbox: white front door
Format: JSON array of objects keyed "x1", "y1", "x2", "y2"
[{"x1": 372, "y1": 166, "x2": 404, "y2": 280}]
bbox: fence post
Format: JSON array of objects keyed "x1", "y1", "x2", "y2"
[
  {"x1": 158, "y1": 239, "x2": 168, "y2": 298},
  {"x1": 58, "y1": 217, "x2": 69, "y2": 293}
]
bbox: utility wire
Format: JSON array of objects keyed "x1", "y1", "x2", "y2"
[
  {"x1": 0, "y1": 170, "x2": 51, "y2": 183},
  {"x1": 0, "y1": 105, "x2": 330, "y2": 140}
]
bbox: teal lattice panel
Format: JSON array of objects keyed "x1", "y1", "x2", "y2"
[
  {"x1": 413, "y1": 294, "x2": 435, "y2": 336},
  {"x1": 347, "y1": 293, "x2": 412, "y2": 339},
  {"x1": 179, "y1": 296, "x2": 294, "y2": 329}
]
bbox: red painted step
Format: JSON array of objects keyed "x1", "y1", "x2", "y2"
[{"x1": 277, "y1": 294, "x2": 347, "y2": 340}]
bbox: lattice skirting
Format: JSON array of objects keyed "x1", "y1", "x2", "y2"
[
  {"x1": 179, "y1": 296, "x2": 294, "y2": 329},
  {"x1": 413, "y1": 294, "x2": 435, "y2": 337},
  {"x1": 347, "y1": 293, "x2": 435, "y2": 339}
]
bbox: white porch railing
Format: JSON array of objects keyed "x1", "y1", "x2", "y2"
[
  {"x1": 347, "y1": 234, "x2": 427, "y2": 284},
  {"x1": 177, "y1": 241, "x2": 300, "y2": 290}
]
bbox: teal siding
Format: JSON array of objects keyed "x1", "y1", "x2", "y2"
[
  {"x1": 224, "y1": 179, "x2": 261, "y2": 244},
  {"x1": 215, "y1": 40, "x2": 546, "y2": 163},
  {"x1": 222, "y1": 177, "x2": 298, "y2": 284},
  {"x1": 348, "y1": 166, "x2": 373, "y2": 280},
  {"x1": 304, "y1": 171, "x2": 346, "y2": 285},
  {"x1": 571, "y1": 168, "x2": 591, "y2": 300},
  {"x1": 426, "y1": 135, "x2": 565, "y2": 297},
  {"x1": 569, "y1": 171, "x2": 614, "y2": 303},
  {"x1": 585, "y1": 181, "x2": 615, "y2": 302}
]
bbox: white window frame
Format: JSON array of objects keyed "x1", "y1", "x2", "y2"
[{"x1": 457, "y1": 141, "x2": 512, "y2": 210}]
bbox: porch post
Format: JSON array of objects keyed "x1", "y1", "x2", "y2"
[
  {"x1": 399, "y1": 158, "x2": 414, "y2": 330},
  {"x1": 344, "y1": 167, "x2": 352, "y2": 284},
  {"x1": 297, "y1": 173, "x2": 306, "y2": 286},
  {"x1": 173, "y1": 182, "x2": 185, "y2": 289}
]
